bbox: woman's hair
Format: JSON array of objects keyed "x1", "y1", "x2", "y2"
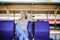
[
  {"x1": 17, "y1": 10, "x2": 34, "y2": 23},
  {"x1": 20, "y1": 10, "x2": 28, "y2": 19}
]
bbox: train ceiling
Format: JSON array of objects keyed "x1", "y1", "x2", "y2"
[
  {"x1": 0, "y1": 0, "x2": 60, "y2": 3},
  {"x1": 0, "y1": 0, "x2": 60, "y2": 14}
]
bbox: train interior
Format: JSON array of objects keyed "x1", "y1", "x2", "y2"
[{"x1": 0, "y1": 2, "x2": 60, "y2": 40}]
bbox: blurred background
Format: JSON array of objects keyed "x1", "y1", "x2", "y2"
[{"x1": 0, "y1": 0, "x2": 60, "y2": 40}]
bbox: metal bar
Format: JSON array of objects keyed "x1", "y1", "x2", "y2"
[
  {"x1": 45, "y1": 0, "x2": 52, "y2": 2},
  {"x1": 54, "y1": 7, "x2": 58, "y2": 28}
]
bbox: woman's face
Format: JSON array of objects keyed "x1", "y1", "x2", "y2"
[{"x1": 21, "y1": 11, "x2": 27, "y2": 18}]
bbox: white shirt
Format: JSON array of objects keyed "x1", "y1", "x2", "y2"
[{"x1": 18, "y1": 19, "x2": 29, "y2": 31}]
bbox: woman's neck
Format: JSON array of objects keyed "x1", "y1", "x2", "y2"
[
  {"x1": 21, "y1": 17, "x2": 27, "y2": 20},
  {"x1": 22, "y1": 18, "x2": 26, "y2": 20}
]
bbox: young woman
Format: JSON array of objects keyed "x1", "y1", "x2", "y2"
[{"x1": 16, "y1": 10, "x2": 34, "y2": 40}]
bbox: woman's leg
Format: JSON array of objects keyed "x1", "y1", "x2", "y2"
[
  {"x1": 16, "y1": 28, "x2": 19, "y2": 37},
  {"x1": 19, "y1": 35, "x2": 23, "y2": 40},
  {"x1": 16, "y1": 24, "x2": 29, "y2": 40},
  {"x1": 25, "y1": 31, "x2": 28, "y2": 37},
  {"x1": 25, "y1": 31, "x2": 29, "y2": 40},
  {"x1": 16, "y1": 26, "x2": 24, "y2": 40}
]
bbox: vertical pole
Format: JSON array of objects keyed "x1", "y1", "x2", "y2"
[
  {"x1": 54, "y1": 7, "x2": 58, "y2": 28},
  {"x1": 47, "y1": 8, "x2": 51, "y2": 21},
  {"x1": 13, "y1": 11, "x2": 15, "y2": 21},
  {"x1": 31, "y1": 2, "x2": 33, "y2": 17},
  {"x1": 30, "y1": 2, "x2": 33, "y2": 20},
  {"x1": 13, "y1": 10, "x2": 15, "y2": 38},
  {"x1": 45, "y1": 0, "x2": 52, "y2": 2},
  {"x1": 5, "y1": 5, "x2": 10, "y2": 19},
  {"x1": 47, "y1": 11, "x2": 50, "y2": 21}
]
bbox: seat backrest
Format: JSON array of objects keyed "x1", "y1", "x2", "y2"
[
  {"x1": 0, "y1": 20, "x2": 15, "y2": 38},
  {"x1": 27, "y1": 21, "x2": 34, "y2": 40},
  {"x1": 34, "y1": 20, "x2": 50, "y2": 38},
  {"x1": 27, "y1": 21, "x2": 33, "y2": 36}
]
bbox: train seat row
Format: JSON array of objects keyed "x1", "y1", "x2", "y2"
[
  {"x1": 0, "y1": 20, "x2": 53, "y2": 40},
  {"x1": 0, "y1": 20, "x2": 15, "y2": 40}
]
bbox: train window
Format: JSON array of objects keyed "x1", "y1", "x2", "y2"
[
  {"x1": 50, "y1": 24, "x2": 55, "y2": 26},
  {"x1": 57, "y1": 11, "x2": 60, "y2": 14},
  {"x1": 0, "y1": 10, "x2": 6, "y2": 14},
  {"x1": 9, "y1": 10, "x2": 20, "y2": 14},
  {"x1": 28, "y1": 10, "x2": 31, "y2": 14}
]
